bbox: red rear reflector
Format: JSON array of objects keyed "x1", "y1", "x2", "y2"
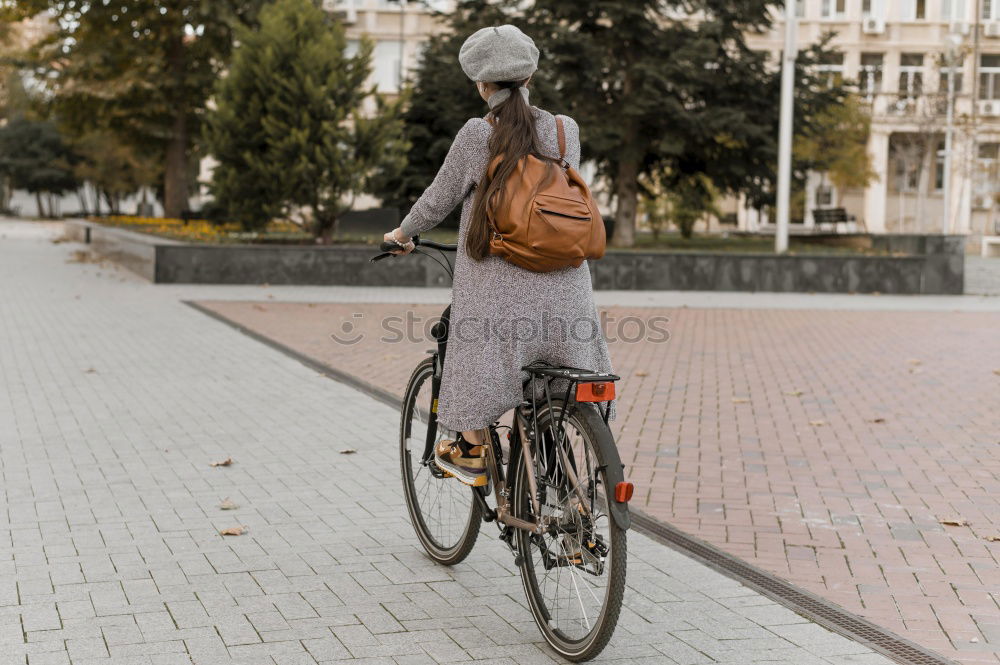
[
  {"x1": 576, "y1": 381, "x2": 615, "y2": 402},
  {"x1": 614, "y1": 482, "x2": 634, "y2": 503}
]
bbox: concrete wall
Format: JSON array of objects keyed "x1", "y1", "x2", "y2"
[{"x1": 66, "y1": 221, "x2": 965, "y2": 295}]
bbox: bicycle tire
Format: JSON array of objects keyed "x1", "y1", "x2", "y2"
[
  {"x1": 512, "y1": 400, "x2": 626, "y2": 661},
  {"x1": 400, "y1": 356, "x2": 482, "y2": 565}
]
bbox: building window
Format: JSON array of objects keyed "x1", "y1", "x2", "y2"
[
  {"x1": 373, "y1": 40, "x2": 403, "y2": 92},
  {"x1": 822, "y1": 0, "x2": 846, "y2": 18},
  {"x1": 902, "y1": 0, "x2": 926, "y2": 19},
  {"x1": 860, "y1": 53, "x2": 884, "y2": 101},
  {"x1": 984, "y1": 0, "x2": 1000, "y2": 19},
  {"x1": 979, "y1": 54, "x2": 1000, "y2": 99},
  {"x1": 796, "y1": 0, "x2": 806, "y2": 17},
  {"x1": 942, "y1": 0, "x2": 967, "y2": 20},
  {"x1": 816, "y1": 185, "x2": 834, "y2": 206},
  {"x1": 817, "y1": 53, "x2": 845, "y2": 87},
  {"x1": 899, "y1": 53, "x2": 924, "y2": 100},
  {"x1": 863, "y1": 0, "x2": 887, "y2": 16},
  {"x1": 938, "y1": 67, "x2": 963, "y2": 94},
  {"x1": 975, "y1": 143, "x2": 1000, "y2": 202}
]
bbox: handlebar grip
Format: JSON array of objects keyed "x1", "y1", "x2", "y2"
[{"x1": 380, "y1": 240, "x2": 404, "y2": 252}]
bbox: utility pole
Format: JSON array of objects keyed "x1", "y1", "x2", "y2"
[{"x1": 775, "y1": 0, "x2": 797, "y2": 253}]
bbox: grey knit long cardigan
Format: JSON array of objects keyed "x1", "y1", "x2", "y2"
[{"x1": 399, "y1": 107, "x2": 614, "y2": 432}]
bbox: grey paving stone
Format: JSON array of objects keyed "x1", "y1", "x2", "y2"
[{"x1": 0, "y1": 227, "x2": 897, "y2": 665}]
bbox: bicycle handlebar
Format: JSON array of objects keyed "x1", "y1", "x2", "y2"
[{"x1": 370, "y1": 235, "x2": 457, "y2": 263}]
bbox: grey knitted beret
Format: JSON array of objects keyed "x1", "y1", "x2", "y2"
[{"x1": 458, "y1": 25, "x2": 539, "y2": 83}]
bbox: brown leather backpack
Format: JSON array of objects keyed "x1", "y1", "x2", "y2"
[{"x1": 486, "y1": 116, "x2": 605, "y2": 272}]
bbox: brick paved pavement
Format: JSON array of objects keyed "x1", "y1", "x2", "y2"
[
  {"x1": 0, "y1": 220, "x2": 899, "y2": 665},
  {"x1": 195, "y1": 287, "x2": 1000, "y2": 665}
]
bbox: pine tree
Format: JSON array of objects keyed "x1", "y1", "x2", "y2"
[{"x1": 205, "y1": 0, "x2": 406, "y2": 239}]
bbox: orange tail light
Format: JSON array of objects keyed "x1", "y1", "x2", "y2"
[
  {"x1": 576, "y1": 381, "x2": 615, "y2": 402},
  {"x1": 614, "y1": 482, "x2": 634, "y2": 503}
]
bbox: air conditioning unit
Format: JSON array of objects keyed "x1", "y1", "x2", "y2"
[
  {"x1": 890, "y1": 98, "x2": 915, "y2": 114},
  {"x1": 973, "y1": 195, "x2": 995, "y2": 209},
  {"x1": 862, "y1": 16, "x2": 886, "y2": 34},
  {"x1": 985, "y1": 21, "x2": 1000, "y2": 37},
  {"x1": 949, "y1": 21, "x2": 970, "y2": 36},
  {"x1": 978, "y1": 99, "x2": 1000, "y2": 115},
  {"x1": 321, "y1": 0, "x2": 357, "y2": 24}
]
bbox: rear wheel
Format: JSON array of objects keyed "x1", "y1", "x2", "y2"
[
  {"x1": 513, "y1": 401, "x2": 626, "y2": 661},
  {"x1": 399, "y1": 357, "x2": 481, "y2": 565}
]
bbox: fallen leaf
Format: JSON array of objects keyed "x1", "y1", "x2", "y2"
[
  {"x1": 908, "y1": 359, "x2": 922, "y2": 366},
  {"x1": 635, "y1": 370, "x2": 649, "y2": 377},
  {"x1": 252, "y1": 304, "x2": 266, "y2": 312},
  {"x1": 210, "y1": 457, "x2": 233, "y2": 467},
  {"x1": 984, "y1": 535, "x2": 1000, "y2": 542},
  {"x1": 732, "y1": 398, "x2": 750, "y2": 404},
  {"x1": 340, "y1": 448, "x2": 357, "y2": 455},
  {"x1": 219, "y1": 497, "x2": 238, "y2": 510},
  {"x1": 784, "y1": 390, "x2": 804, "y2": 397},
  {"x1": 809, "y1": 420, "x2": 826, "y2": 427},
  {"x1": 307, "y1": 303, "x2": 317, "y2": 308},
  {"x1": 993, "y1": 369, "x2": 1000, "y2": 376},
  {"x1": 219, "y1": 525, "x2": 246, "y2": 536},
  {"x1": 84, "y1": 368, "x2": 97, "y2": 374},
  {"x1": 939, "y1": 518, "x2": 970, "y2": 527},
  {"x1": 908, "y1": 367, "x2": 923, "y2": 374},
  {"x1": 870, "y1": 417, "x2": 886, "y2": 424}
]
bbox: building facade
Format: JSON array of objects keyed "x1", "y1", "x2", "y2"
[{"x1": 744, "y1": 0, "x2": 1000, "y2": 242}]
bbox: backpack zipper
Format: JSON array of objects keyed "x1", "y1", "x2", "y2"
[{"x1": 538, "y1": 208, "x2": 591, "y2": 221}]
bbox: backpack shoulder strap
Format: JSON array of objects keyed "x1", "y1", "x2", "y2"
[{"x1": 555, "y1": 115, "x2": 567, "y2": 160}]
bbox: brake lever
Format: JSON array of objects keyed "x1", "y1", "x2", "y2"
[{"x1": 370, "y1": 252, "x2": 393, "y2": 263}]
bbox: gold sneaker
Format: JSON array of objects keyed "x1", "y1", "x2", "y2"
[{"x1": 434, "y1": 438, "x2": 488, "y2": 487}]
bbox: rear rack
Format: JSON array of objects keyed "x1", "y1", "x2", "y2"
[{"x1": 522, "y1": 363, "x2": 620, "y2": 383}]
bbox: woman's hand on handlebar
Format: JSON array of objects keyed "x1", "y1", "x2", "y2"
[{"x1": 383, "y1": 228, "x2": 415, "y2": 255}]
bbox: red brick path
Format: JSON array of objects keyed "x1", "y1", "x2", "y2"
[{"x1": 198, "y1": 300, "x2": 1000, "y2": 664}]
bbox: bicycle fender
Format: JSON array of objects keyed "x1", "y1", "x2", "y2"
[{"x1": 595, "y1": 434, "x2": 631, "y2": 531}]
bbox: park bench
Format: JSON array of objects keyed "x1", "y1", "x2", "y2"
[{"x1": 811, "y1": 207, "x2": 856, "y2": 233}]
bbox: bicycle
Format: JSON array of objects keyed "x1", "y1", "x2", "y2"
[{"x1": 372, "y1": 236, "x2": 633, "y2": 661}]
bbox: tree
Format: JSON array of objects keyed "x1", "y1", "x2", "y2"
[
  {"x1": 19, "y1": 0, "x2": 267, "y2": 218},
  {"x1": 0, "y1": 116, "x2": 78, "y2": 217},
  {"x1": 640, "y1": 168, "x2": 720, "y2": 239},
  {"x1": 71, "y1": 129, "x2": 160, "y2": 215},
  {"x1": 205, "y1": 0, "x2": 407, "y2": 240},
  {"x1": 794, "y1": 92, "x2": 876, "y2": 213}
]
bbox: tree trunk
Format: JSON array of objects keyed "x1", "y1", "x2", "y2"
[
  {"x1": 35, "y1": 192, "x2": 45, "y2": 218},
  {"x1": 611, "y1": 159, "x2": 639, "y2": 248},
  {"x1": 163, "y1": 32, "x2": 190, "y2": 219}
]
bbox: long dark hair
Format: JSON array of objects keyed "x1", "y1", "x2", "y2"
[{"x1": 466, "y1": 80, "x2": 554, "y2": 260}]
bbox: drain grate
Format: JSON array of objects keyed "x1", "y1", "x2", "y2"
[
  {"x1": 629, "y1": 510, "x2": 957, "y2": 665},
  {"x1": 190, "y1": 302, "x2": 956, "y2": 665}
]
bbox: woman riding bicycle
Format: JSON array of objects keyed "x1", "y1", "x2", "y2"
[{"x1": 384, "y1": 25, "x2": 613, "y2": 488}]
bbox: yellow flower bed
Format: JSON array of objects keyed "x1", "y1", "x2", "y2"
[{"x1": 90, "y1": 215, "x2": 306, "y2": 244}]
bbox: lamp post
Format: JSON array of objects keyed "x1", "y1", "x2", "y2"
[
  {"x1": 941, "y1": 32, "x2": 963, "y2": 235},
  {"x1": 775, "y1": 0, "x2": 797, "y2": 253}
]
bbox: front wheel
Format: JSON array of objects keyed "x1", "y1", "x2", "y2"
[
  {"x1": 399, "y1": 357, "x2": 482, "y2": 565},
  {"x1": 512, "y1": 401, "x2": 626, "y2": 662}
]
